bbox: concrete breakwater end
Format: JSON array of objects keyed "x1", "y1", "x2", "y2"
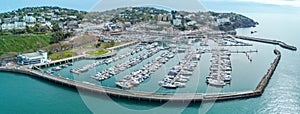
[
  {"x1": 232, "y1": 35, "x2": 297, "y2": 51},
  {"x1": 0, "y1": 49, "x2": 281, "y2": 103}
]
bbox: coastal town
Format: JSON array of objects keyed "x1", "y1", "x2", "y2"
[
  {"x1": 0, "y1": 6, "x2": 297, "y2": 102},
  {"x1": 0, "y1": 6, "x2": 258, "y2": 61}
]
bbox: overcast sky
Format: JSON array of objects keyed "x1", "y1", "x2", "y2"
[{"x1": 0, "y1": 0, "x2": 299, "y2": 13}]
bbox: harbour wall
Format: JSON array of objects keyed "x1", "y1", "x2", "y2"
[
  {"x1": 0, "y1": 49, "x2": 281, "y2": 103},
  {"x1": 232, "y1": 35, "x2": 297, "y2": 51},
  {"x1": 255, "y1": 49, "x2": 281, "y2": 94}
]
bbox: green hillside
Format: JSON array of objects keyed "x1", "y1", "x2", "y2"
[{"x1": 0, "y1": 35, "x2": 52, "y2": 55}]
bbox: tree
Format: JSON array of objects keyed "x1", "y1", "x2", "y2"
[
  {"x1": 51, "y1": 31, "x2": 64, "y2": 44},
  {"x1": 76, "y1": 13, "x2": 85, "y2": 20},
  {"x1": 33, "y1": 24, "x2": 40, "y2": 32},
  {"x1": 110, "y1": 40, "x2": 115, "y2": 47},
  {"x1": 26, "y1": 26, "x2": 34, "y2": 33},
  {"x1": 3, "y1": 13, "x2": 11, "y2": 18},
  {"x1": 12, "y1": 29, "x2": 26, "y2": 34},
  {"x1": 50, "y1": 31, "x2": 74, "y2": 44},
  {"x1": 51, "y1": 23, "x2": 61, "y2": 32}
]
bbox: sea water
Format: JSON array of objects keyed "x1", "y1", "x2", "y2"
[{"x1": 0, "y1": 13, "x2": 299, "y2": 113}]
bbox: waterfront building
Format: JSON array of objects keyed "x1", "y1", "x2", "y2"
[
  {"x1": 17, "y1": 50, "x2": 50, "y2": 65},
  {"x1": 1, "y1": 61, "x2": 7, "y2": 67}
]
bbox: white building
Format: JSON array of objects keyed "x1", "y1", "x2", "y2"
[
  {"x1": 163, "y1": 14, "x2": 172, "y2": 21},
  {"x1": 68, "y1": 16, "x2": 77, "y2": 19},
  {"x1": 37, "y1": 16, "x2": 46, "y2": 23},
  {"x1": 217, "y1": 18, "x2": 231, "y2": 25},
  {"x1": 27, "y1": 24, "x2": 35, "y2": 27},
  {"x1": 45, "y1": 21, "x2": 52, "y2": 27},
  {"x1": 3, "y1": 18, "x2": 11, "y2": 24},
  {"x1": 187, "y1": 21, "x2": 197, "y2": 26},
  {"x1": 1, "y1": 23, "x2": 14, "y2": 30},
  {"x1": 51, "y1": 17, "x2": 60, "y2": 21},
  {"x1": 12, "y1": 16, "x2": 19, "y2": 22},
  {"x1": 175, "y1": 15, "x2": 182, "y2": 19},
  {"x1": 40, "y1": 21, "x2": 52, "y2": 28},
  {"x1": 14, "y1": 22, "x2": 26, "y2": 29},
  {"x1": 17, "y1": 50, "x2": 50, "y2": 65},
  {"x1": 23, "y1": 16, "x2": 36, "y2": 23},
  {"x1": 173, "y1": 18, "x2": 182, "y2": 26}
]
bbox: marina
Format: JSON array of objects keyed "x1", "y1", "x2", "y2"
[
  {"x1": 91, "y1": 43, "x2": 162, "y2": 82},
  {"x1": 0, "y1": 8, "x2": 298, "y2": 113},
  {"x1": 206, "y1": 48, "x2": 232, "y2": 87},
  {"x1": 116, "y1": 50, "x2": 175, "y2": 89},
  {"x1": 159, "y1": 49, "x2": 201, "y2": 89},
  {"x1": 0, "y1": 48, "x2": 281, "y2": 102},
  {"x1": 0, "y1": 33, "x2": 292, "y2": 103},
  {"x1": 71, "y1": 44, "x2": 145, "y2": 74}
]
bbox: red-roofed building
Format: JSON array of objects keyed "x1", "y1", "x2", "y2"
[{"x1": 94, "y1": 38, "x2": 100, "y2": 42}]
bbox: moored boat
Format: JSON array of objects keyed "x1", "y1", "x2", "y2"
[
  {"x1": 207, "y1": 79, "x2": 226, "y2": 87},
  {"x1": 52, "y1": 66, "x2": 62, "y2": 71}
]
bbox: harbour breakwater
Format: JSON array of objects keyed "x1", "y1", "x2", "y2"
[
  {"x1": 0, "y1": 48, "x2": 281, "y2": 103},
  {"x1": 232, "y1": 35, "x2": 297, "y2": 51}
]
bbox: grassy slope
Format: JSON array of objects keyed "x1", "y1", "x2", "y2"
[
  {"x1": 85, "y1": 50, "x2": 108, "y2": 56},
  {"x1": 49, "y1": 49, "x2": 76, "y2": 61},
  {"x1": 0, "y1": 35, "x2": 52, "y2": 54}
]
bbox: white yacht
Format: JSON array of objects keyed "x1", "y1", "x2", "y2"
[{"x1": 207, "y1": 79, "x2": 226, "y2": 87}]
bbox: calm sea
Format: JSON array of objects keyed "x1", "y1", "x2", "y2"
[{"x1": 0, "y1": 13, "x2": 299, "y2": 114}]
